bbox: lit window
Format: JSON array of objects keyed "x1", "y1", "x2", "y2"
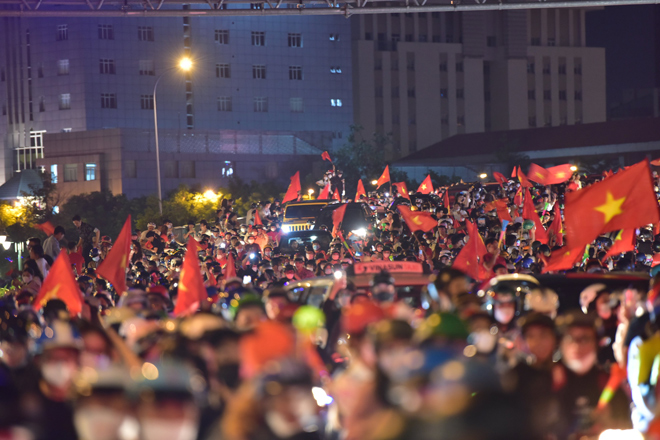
[
  {"x1": 329, "y1": 33, "x2": 340, "y2": 41},
  {"x1": 57, "y1": 59, "x2": 69, "y2": 75},
  {"x1": 50, "y1": 164, "x2": 58, "y2": 183},
  {"x1": 331, "y1": 99, "x2": 342, "y2": 107},
  {"x1": 222, "y1": 161, "x2": 234, "y2": 177},
  {"x1": 125, "y1": 160, "x2": 137, "y2": 178},
  {"x1": 138, "y1": 26, "x2": 154, "y2": 41},
  {"x1": 98, "y1": 24, "x2": 114, "y2": 40},
  {"x1": 59, "y1": 93, "x2": 71, "y2": 110},
  {"x1": 64, "y1": 164, "x2": 77, "y2": 182},
  {"x1": 139, "y1": 60, "x2": 155, "y2": 76},
  {"x1": 85, "y1": 163, "x2": 96, "y2": 181},
  {"x1": 62, "y1": 128, "x2": 71, "y2": 133}
]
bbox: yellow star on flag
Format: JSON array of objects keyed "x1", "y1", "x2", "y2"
[
  {"x1": 421, "y1": 184, "x2": 427, "y2": 190},
  {"x1": 555, "y1": 172, "x2": 566, "y2": 178},
  {"x1": 535, "y1": 172, "x2": 544, "y2": 178},
  {"x1": 594, "y1": 191, "x2": 626, "y2": 224},
  {"x1": 40, "y1": 284, "x2": 61, "y2": 307},
  {"x1": 412, "y1": 216, "x2": 423, "y2": 225}
]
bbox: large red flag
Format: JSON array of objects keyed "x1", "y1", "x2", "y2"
[
  {"x1": 355, "y1": 179, "x2": 366, "y2": 202},
  {"x1": 466, "y1": 220, "x2": 488, "y2": 260},
  {"x1": 224, "y1": 252, "x2": 237, "y2": 279},
  {"x1": 282, "y1": 171, "x2": 301, "y2": 204},
  {"x1": 452, "y1": 221, "x2": 487, "y2": 281},
  {"x1": 527, "y1": 163, "x2": 550, "y2": 185},
  {"x1": 174, "y1": 238, "x2": 207, "y2": 316},
  {"x1": 651, "y1": 158, "x2": 660, "y2": 166},
  {"x1": 511, "y1": 166, "x2": 518, "y2": 178},
  {"x1": 443, "y1": 190, "x2": 450, "y2": 210},
  {"x1": 546, "y1": 164, "x2": 574, "y2": 184},
  {"x1": 417, "y1": 175, "x2": 433, "y2": 194},
  {"x1": 492, "y1": 172, "x2": 508, "y2": 186},
  {"x1": 318, "y1": 184, "x2": 331, "y2": 200},
  {"x1": 547, "y1": 204, "x2": 563, "y2": 247},
  {"x1": 484, "y1": 199, "x2": 512, "y2": 222},
  {"x1": 602, "y1": 229, "x2": 636, "y2": 262},
  {"x1": 332, "y1": 204, "x2": 348, "y2": 237},
  {"x1": 34, "y1": 221, "x2": 55, "y2": 236},
  {"x1": 321, "y1": 151, "x2": 332, "y2": 162},
  {"x1": 565, "y1": 159, "x2": 660, "y2": 249},
  {"x1": 522, "y1": 188, "x2": 549, "y2": 244},
  {"x1": 253, "y1": 209, "x2": 263, "y2": 226},
  {"x1": 393, "y1": 182, "x2": 410, "y2": 200},
  {"x1": 541, "y1": 246, "x2": 584, "y2": 273},
  {"x1": 33, "y1": 252, "x2": 83, "y2": 316},
  {"x1": 376, "y1": 165, "x2": 390, "y2": 189},
  {"x1": 517, "y1": 168, "x2": 534, "y2": 188},
  {"x1": 397, "y1": 205, "x2": 437, "y2": 233},
  {"x1": 96, "y1": 216, "x2": 132, "y2": 295}
]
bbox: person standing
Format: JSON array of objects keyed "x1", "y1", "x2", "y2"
[
  {"x1": 42, "y1": 226, "x2": 65, "y2": 261},
  {"x1": 72, "y1": 215, "x2": 100, "y2": 265}
]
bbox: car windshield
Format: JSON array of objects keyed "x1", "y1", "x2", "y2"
[
  {"x1": 284, "y1": 204, "x2": 325, "y2": 220},
  {"x1": 283, "y1": 232, "x2": 332, "y2": 251},
  {"x1": 316, "y1": 204, "x2": 369, "y2": 231}
]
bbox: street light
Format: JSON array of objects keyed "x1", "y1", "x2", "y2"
[
  {"x1": 371, "y1": 180, "x2": 378, "y2": 186},
  {"x1": 479, "y1": 173, "x2": 488, "y2": 179},
  {"x1": 307, "y1": 188, "x2": 314, "y2": 200},
  {"x1": 153, "y1": 57, "x2": 193, "y2": 215},
  {"x1": 570, "y1": 165, "x2": 578, "y2": 172}
]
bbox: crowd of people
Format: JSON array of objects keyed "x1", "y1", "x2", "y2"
[{"x1": 2, "y1": 163, "x2": 660, "y2": 440}]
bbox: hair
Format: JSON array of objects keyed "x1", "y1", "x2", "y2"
[
  {"x1": 27, "y1": 237, "x2": 41, "y2": 245},
  {"x1": 200, "y1": 220, "x2": 208, "y2": 227},
  {"x1": 54, "y1": 226, "x2": 65, "y2": 236},
  {"x1": 67, "y1": 241, "x2": 77, "y2": 251},
  {"x1": 22, "y1": 267, "x2": 35, "y2": 276},
  {"x1": 485, "y1": 238, "x2": 498, "y2": 247},
  {"x1": 72, "y1": 215, "x2": 82, "y2": 222},
  {"x1": 31, "y1": 244, "x2": 45, "y2": 258}
]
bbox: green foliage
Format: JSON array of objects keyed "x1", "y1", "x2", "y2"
[{"x1": 334, "y1": 125, "x2": 393, "y2": 192}]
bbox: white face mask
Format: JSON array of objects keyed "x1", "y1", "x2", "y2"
[
  {"x1": 470, "y1": 329, "x2": 498, "y2": 354},
  {"x1": 22, "y1": 275, "x2": 32, "y2": 283},
  {"x1": 494, "y1": 306, "x2": 515, "y2": 325},
  {"x1": 564, "y1": 351, "x2": 597, "y2": 375},
  {"x1": 140, "y1": 418, "x2": 198, "y2": 440},
  {"x1": 41, "y1": 361, "x2": 77, "y2": 388},
  {"x1": 74, "y1": 407, "x2": 125, "y2": 440}
]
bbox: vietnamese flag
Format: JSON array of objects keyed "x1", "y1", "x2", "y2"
[
  {"x1": 513, "y1": 186, "x2": 523, "y2": 206},
  {"x1": 254, "y1": 209, "x2": 263, "y2": 226},
  {"x1": 651, "y1": 158, "x2": 660, "y2": 166},
  {"x1": 492, "y1": 172, "x2": 508, "y2": 186},
  {"x1": 542, "y1": 246, "x2": 584, "y2": 273},
  {"x1": 355, "y1": 179, "x2": 366, "y2": 202},
  {"x1": 174, "y1": 238, "x2": 207, "y2": 316},
  {"x1": 96, "y1": 216, "x2": 132, "y2": 295},
  {"x1": 224, "y1": 252, "x2": 237, "y2": 279},
  {"x1": 517, "y1": 168, "x2": 534, "y2": 188},
  {"x1": 602, "y1": 229, "x2": 636, "y2": 262},
  {"x1": 376, "y1": 165, "x2": 390, "y2": 189},
  {"x1": 393, "y1": 182, "x2": 410, "y2": 200},
  {"x1": 452, "y1": 221, "x2": 485, "y2": 281},
  {"x1": 417, "y1": 175, "x2": 433, "y2": 194},
  {"x1": 466, "y1": 220, "x2": 488, "y2": 260},
  {"x1": 564, "y1": 159, "x2": 660, "y2": 249},
  {"x1": 321, "y1": 151, "x2": 332, "y2": 162},
  {"x1": 331, "y1": 204, "x2": 348, "y2": 237},
  {"x1": 33, "y1": 251, "x2": 83, "y2": 316},
  {"x1": 318, "y1": 184, "x2": 331, "y2": 200},
  {"x1": 443, "y1": 190, "x2": 450, "y2": 210},
  {"x1": 546, "y1": 164, "x2": 574, "y2": 184},
  {"x1": 34, "y1": 221, "x2": 55, "y2": 236},
  {"x1": 397, "y1": 205, "x2": 437, "y2": 233},
  {"x1": 484, "y1": 199, "x2": 512, "y2": 222},
  {"x1": 547, "y1": 204, "x2": 563, "y2": 247},
  {"x1": 522, "y1": 188, "x2": 549, "y2": 244},
  {"x1": 528, "y1": 163, "x2": 550, "y2": 185},
  {"x1": 511, "y1": 166, "x2": 518, "y2": 178},
  {"x1": 282, "y1": 171, "x2": 301, "y2": 204}
]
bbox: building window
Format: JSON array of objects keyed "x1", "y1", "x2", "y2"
[
  {"x1": 457, "y1": 116, "x2": 465, "y2": 126},
  {"x1": 432, "y1": 35, "x2": 441, "y2": 42},
  {"x1": 407, "y1": 60, "x2": 415, "y2": 71},
  {"x1": 528, "y1": 90, "x2": 536, "y2": 100},
  {"x1": 139, "y1": 60, "x2": 155, "y2": 76},
  {"x1": 98, "y1": 24, "x2": 114, "y2": 40},
  {"x1": 547, "y1": 37, "x2": 555, "y2": 46},
  {"x1": 391, "y1": 87, "x2": 399, "y2": 97},
  {"x1": 558, "y1": 65, "x2": 567, "y2": 75},
  {"x1": 50, "y1": 165, "x2": 58, "y2": 183},
  {"x1": 375, "y1": 87, "x2": 383, "y2": 98},
  {"x1": 101, "y1": 93, "x2": 117, "y2": 109},
  {"x1": 39, "y1": 96, "x2": 45, "y2": 112},
  {"x1": 85, "y1": 163, "x2": 96, "y2": 181},
  {"x1": 528, "y1": 117, "x2": 536, "y2": 127},
  {"x1": 574, "y1": 65, "x2": 582, "y2": 75},
  {"x1": 222, "y1": 161, "x2": 234, "y2": 177},
  {"x1": 56, "y1": 24, "x2": 68, "y2": 41},
  {"x1": 289, "y1": 66, "x2": 303, "y2": 80},
  {"x1": 58, "y1": 59, "x2": 69, "y2": 75},
  {"x1": 59, "y1": 93, "x2": 71, "y2": 110},
  {"x1": 215, "y1": 63, "x2": 230, "y2": 78},
  {"x1": 405, "y1": 34, "x2": 414, "y2": 42},
  {"x1": 329, "y1": 33, "x2": 340, "y2": 41},
  {"x1": 215, "y1": 29, "x2": 230, "y2": 44},
  {"x1": 288, "y1": 33, "x2": 302, "y2": 47},
  {"x1": 487, "y1": 35, "x2": 497, "y2": 47},
  {"x1": 254, "y1": 97, "x2": 268, "y2": 112},
  {"x1": 440, "y1": 88, "x2": 447, "y2": 98},
  {"x1": 124, "y1": 160, "x2": 137, "y2": 178},
  {"x1": 163, "y1": 161, "x2": 178, "y2": 178},
  {"x1": 99, "y1": 59, "x2": 116, "y2": 75},
  {"x1": 543, "y1": 65, "x2": 551, "y2": 75},
  {"x1": 253, "y1": 65, "x2": 267, "y2": 79},
  {"x1": 446, "y1": 34, "x2": 454, "y2": 43},
  {"x1": 217, "y1": 96, "x2": 232, "y2": 111},
  {"x1": 140, "y1": 94, "x2": 154, "y2": 110},
  {"x1": 456, "y1": 89, "x2": 464, "y2": 99},
  {"x1": 290, "y1": 97, "x2": 303, "y2": 113},
  {"x1": 330, "y1": 99, "x2": 343, "y2": 107},
  {"x1": 330, "y1": 66, "x2": 342, "y2": 74},
  {"x1": 407, "y1": 87, "x2": 416, "y2": 98},
  {"x1": 531, "y1": 37, "x2": 541, "y2": 46},
  {"x1": 62, "y1": 128, "x2": 71, "y2": 132},
  {"x1": 138, "y1": 26, "x2": 154, "y2": 41},
  {"x1": 391, "y1": 34, "x2": 400, "y2": 42},
  {"x1": 527, "y1": 62, "x2": 535, "y2": 73},
  {"x1": 559, "y1": 90, "x2": 567, "y2": 100},
  {"x1": 419, "y1": 34, "x2": 427, "y2": 42},
  {"x1": 441, "y1": 116, "x2": 449, "y2": 125},
  {"x1": 456, "y1": 62, "x2": 463, "y2": 72},
  {"x1": 180, "y1": 161, "x2": 195, "y2": 178},
  {"x1": 575, "y1": 91, "x2": 582, "y2": 101},
  {"x1": 64, "y1": 164, "x2": 77, "y2": 182},
  {"x1": 439, "y1": 62, "x2": 447, "y2": 72},
  {"x1": 37, "y1": 65, "x2": 44, "y2": 78},
  {"x1": 251, "y1": 31, "x2": 265, "y2": 46},
  {"x1": 543, "y1": 90, "x2": 551, "y2": 101}
]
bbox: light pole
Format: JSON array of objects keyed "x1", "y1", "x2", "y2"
[{"x1": 153, "y1": 57, "x2": 193, "y2": 215}]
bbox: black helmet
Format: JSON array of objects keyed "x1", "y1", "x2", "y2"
[{"x1": 371, "y1": 270, "x2": 394, "y2": 287}]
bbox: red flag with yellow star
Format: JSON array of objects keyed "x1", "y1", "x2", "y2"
[
  {"x1": 397, "y1": 205, "x2": 437, "y2": 233},
  {"x1": 541, "y1": 246, "x2": 585, "y2": 273},
  {"x1": 492, "y1": 172, "x2": 508, "y2": 186},
  {"x1": 34, "y1": 221, "x2": 55, "y2": 236},
  {"x1": 253, "y1": 209, "x2": 263, "y2": 226},
  {"x1": 282, "y1": 171, "x2": 301, "y2": 204},
  {"x1": 96, "y1": 215, "x2": 132, "y2": 295},
  {"x1": 547, "y1": 204, "x2": 563, "y2": 247},
  {"x1": 224, "y1": 251, "x2": 237, "y2": 279},
  {"x1": 355, "y1": 179, "x2": 366, "y2": 202},
  {"x1": 318, "y1": 184, "x2": 331, "y2": 200},
  {"x1": 443, "y1": 190, "x2": 450, "y2": 210},
  {"x1": 417, "y1": 175, "x2": 433, "y2": 194},
  {"x1": 484, "y1": 199, "x2": 512, "y2": 222},
  {"x1": 452, "y1": 221, "x2": 485, "y2": 281},
  {"x1": 517, "y1": 168, "x2": 534, "y2": 188},
  {"x1": 602, "y1": 229, "x2": 636, "y2": 262},
  {"x1": 174, "y1": 237, "x2": 208, "y2": 316},
  {"x1": 565, "y1": 159, "x2": 660, "y2": 249},
  {"x1": 331, "y1": 204, "x2": 348, "y2": 237},
  {"x1": 392, "y1": 182, "x2": 410, "y2": 200},
  {"x1": 376, "y1": 165, "x2": 390, "y2": 189},
  {"x1": 522, "y1": 188, "x2": 549, "y2": 244},
  {"x1": 546, "y1": 164, "x2": 574, "y2": 184},
  {"x1": 527, "y1": 163, "x2": 550, "y2": 185},
  {"x1": 33, "y1": 251, "x2": 83, "y2": 316}
]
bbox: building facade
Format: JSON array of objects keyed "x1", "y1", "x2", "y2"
[
  {"x1": 0, "y1": 14, "x2": 353, "y2": 190},
  {"x1": 351, "y1": 8, "x2": 606, "y2": 158}
]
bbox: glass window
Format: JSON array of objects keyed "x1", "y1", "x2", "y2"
[
  {"x1": 217, "y1": 97, "x2": 232, "y2": 112},
  {"x1": 125, "y1": 160, "x2": 137, "y2": 178},
  {"x1": 289, "y1": 66, "x2": 302, "y2": 80},
  {"x1": 216, "y1": 63, "x2": 230, "y2": 78},
  {"x1": 99, "y1": 59, "x2": 116, "y2": 74},
  {"x1": 215, "y1": 29, "x2": 230, "y2": 44},
  {"x1": 50, "y1": 164, "x2": 58, "y2": 183},
  {"x1": 56, "y1": 25, "x2": 68, "y2": 41},
  {"x1": 64, "y1": 164, "x2": 77, "y2": 182},
  {"x1": 251, "y1": 31, "x2": 265, "y2": 46},
  {"x1": 288, "y1": 33, "x2": 302, "y2": 47},
  {"x1": 290, "y1": 97, "x2": 303, "y2": 113},
  {"x1": 330, "y1": 99, "x2": 343, "y2": 107},
  {"x1": 180, "y1": 161, "x2": 195, "y2": 178},
  {"x1": 57, "y1": 59, "x2": 69, "y2": 75},
  {"x1": 163, "y1": 161, "x2": 178, "y2": 178},
  {"x1": 254, "y1": 97, "x2": 268, "y2": 113},
  {"x1": 59, "y1": 93, "x2": 71, "y2": 110},
  {"x1": 85, "y1": 163, "x2": 96, "y2": 181},
  {"x1": 222, "y1": 161, "x2": 234, "y2": 177},
  {"x1": 138, "y1": 26, "x2": 154, "y2": 41},
  {"x1": 253, "y1": 65, "x2": 267, "y2": 79},
  {"x1": 140, "y1": 94, "x2": 154, "y2": 110},
  {"x1": 101, "y1": 93, "x2": 117, "y2": 109},
  {"x1": 139, "y1": 60, "x2": 155, "y2": 76},
  {"x1": 98, "y1": 24, "x2": 114, "y2": 40}
]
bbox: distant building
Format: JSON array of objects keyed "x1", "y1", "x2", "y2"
[
  {"x1": 351, "y1": 8, "x2": 606, "y2": 159},
  {"x1": 0, "y1": 15, "x2": 353, "y2": 192}
]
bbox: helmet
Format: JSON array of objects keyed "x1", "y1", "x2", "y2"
[
  {"x1": 371, "y1": 270, "x2": 394, "y2": 287},
  {"x1": 522, "y1": 219, "x2": 535, "y2": 231}
]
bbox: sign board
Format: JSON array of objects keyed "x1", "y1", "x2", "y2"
[{"x1": 353, "y1": 261, "x2": 423, "y2": 275}]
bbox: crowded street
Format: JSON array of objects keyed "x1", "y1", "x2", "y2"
[{"x1": 2, "y1": 158, "x2": 660, "y2": 440}]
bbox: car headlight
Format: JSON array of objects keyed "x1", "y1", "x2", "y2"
[
  {"x1": 282, "y1": 225, "x2": 290, "y2": 233},
  {"x1": 352, "y1": 228, "x2": 366, "y2": 238}
]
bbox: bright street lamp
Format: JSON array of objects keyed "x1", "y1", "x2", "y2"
[
  {"x1": 371, "y1": 180, "x2": 378, "y2": 186},
  {"x1": 570, "y1": 165, "x2": 578, "y2": 172},
  {"x1": 153, "y1": 57, "x2": 194, "y2": 215},
  {"x1": 479, "y1": 173, "x2": 488, "y2": 179}
]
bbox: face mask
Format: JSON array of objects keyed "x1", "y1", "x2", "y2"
[
  {"x1": 313, "y1": 245, "x2": 319, "y2": 251},
  {"x1": 494, "y1": 306, "x2": 515, "y2": 325},
  {"x1": 22, "y1": 275, "x2": 32, "y2": 283},
  {"x1": 264, "y1": 411, "x2": 301, "y2": 438},
  {"x1": 74, "y1": 407, "x2": 125, "y2": 440},
  {"x1": 286, "y1": 273, "x2": 294, "y2": 280},
  {"x1": 41, "y1": 361, "x2": 77, "y2": 388},
  {"x1": 564, "y1": 351, "x2": 597, "y2": 375},
  {"x1": 140, "y1": 418, "x2": 198, "y2": 440},
  {"x1": 217, "y1": 363, "x2": 241, "y2": 390},
  {"x1": 470, "y1": 330, "x2": 498, "y2": 354}
]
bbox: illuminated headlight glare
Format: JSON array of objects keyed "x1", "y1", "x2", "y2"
[
  {"x1": 311, "y1": 387, "x2": 333, "y2": 406},
  {"x1": 310, "y1": 236, "x2": 317, "y2": 241},
  {"x1": 333, "y1": 271, "x2": 343, "y2": 280},
  {"x1": 352, "y1": 228, "x2": 366, "y2": 238},
  {"x1": 282, "y1": 225, "x2": 290, "y2": 233},
  {"x1": 598, "y1": 430, "x2": 644, "y2": 440}
]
